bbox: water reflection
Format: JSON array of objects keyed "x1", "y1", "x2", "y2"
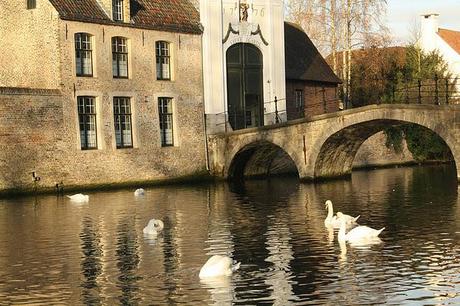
[
  {"x1": 80, "y1": 217, "x2": 103, "y2": 305},
  {"x1": 200, "y1": 277, "x2": 235, "y2": 305},
  {"x1": 264, "y1": 217, "x2": 296, "y2": 305},
  {"x1": 116, "y1": 218, "x2": 141, "y2": 305},
  {"x1": 0, "y1": 165, "x2": 459, "y2": 304}
]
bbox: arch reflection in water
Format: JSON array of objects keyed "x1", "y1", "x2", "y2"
[{"x1": 0, "y1": 165, "x2": 459, "y2": 304}]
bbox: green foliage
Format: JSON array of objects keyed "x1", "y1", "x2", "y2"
[
  {"x1": 383, "y1": 126, "x2": 404, "y2": 154},
  {"x1": 404, "y1": 45, "x2": 450, "y2": 80},
  {"x1": 402, "y1": 125, "x2": 452, "y2": 161},
  {"x1": 384, "y1": 124, "x2": 452, "y2": 161}
]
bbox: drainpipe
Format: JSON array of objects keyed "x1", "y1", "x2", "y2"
[
  {"x1": 200, "y1": 3, "x2": 210, "y2": 172},
  {"x1": 222, "y1": 0, "x2": 228, "y2": 131},
  {"x1": 202, "y1": 35, "x2": 211, "y2": 173}
]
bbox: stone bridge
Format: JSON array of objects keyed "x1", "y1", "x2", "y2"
[{"x1": 207, "y1": 104, "x2": 460, "y2": 181}]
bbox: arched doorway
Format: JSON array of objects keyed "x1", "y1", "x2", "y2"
[{"x1": 226, "y1": 43, "x2": 264, "y2": 130}]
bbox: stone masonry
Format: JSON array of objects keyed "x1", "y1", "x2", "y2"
[
  {"x1": 0, "y1": 1, "x2": 207, "y2": 194},
  {"x1": 208, "y1": 104, "x2": 460, "y2": 181}
]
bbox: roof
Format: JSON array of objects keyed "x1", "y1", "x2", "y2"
[
  {"x1": 48, "y1": 0, "x2": 201, "y2": 35},
  {"x1": 438, "y1": 28, "x2": 460, "y2": 54},
  {"x1": 284, "y1": 22, "x2": 341, "y2": 84}
]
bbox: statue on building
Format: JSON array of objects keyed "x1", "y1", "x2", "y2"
[{"x1": 240, "y1": 3, "x2": 249, "y2": 22}]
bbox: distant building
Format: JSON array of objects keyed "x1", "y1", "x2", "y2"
[
  {"x1": 420, "y1": 14, "x2": 460, "y2": 78},
  {"x1": 0, "y1": 0, "x2": 206, "y2": 192},
  {"x1": 200, "y1": 1, "x2": 341, "y2": 132},
  {"x1": 284, "y1": 22, "x2": 342, "y2": 119}
]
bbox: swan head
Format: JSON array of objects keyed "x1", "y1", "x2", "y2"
[
  {"x1": 325, "y1": 200, "x2": 332, "y2": 209},
  {"x1": 143, "y1": 219, "x2": 164, "y2": 236},
  {"x1": 336, "y1": 212, "x2": 344, "y2": 218},
  {"x1": 153, "y1": 219, "x2": 164, "y2": 231}
]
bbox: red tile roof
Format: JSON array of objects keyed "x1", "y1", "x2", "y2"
[
  {"x1": 48, "y1": 0, "x2": 201, "y2": 35},
  {"x1": 438, "y1": 28, "x2": 460, "y2": 54}
]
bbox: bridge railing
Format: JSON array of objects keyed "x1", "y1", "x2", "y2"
[
  {"x1": 205, "y1": 76, "x2": 459, "y2": 135},
  {"x1": 346, "y1": 76, "x2": 460, "y2": 108},
  {"x1": 205, "y1": 96, "x2": 291, "y2": 134}
]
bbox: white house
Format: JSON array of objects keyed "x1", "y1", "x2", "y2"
[
  {"x1": 419, "y1": 14, "x2": 460, "y2": 78},
  {"x1": 200, "y1": 0, "x2": 287, "y2": 132}
]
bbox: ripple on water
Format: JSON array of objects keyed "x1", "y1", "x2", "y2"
[{"x1": 0, "y1": 166, "x2": 459, "y2": 304}]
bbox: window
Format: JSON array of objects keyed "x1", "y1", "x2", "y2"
[
  {"x1": 78, "y1": 96, "x2": 97, "y2": 150},
  {"x1": 113, "y1": 97, "x2": 133, "y2": 148},
  {"x1": 158, "y1": 98, "x2": 174, "y2": 146},
  {"x1": 112, "y1": 37, "x2": 128, "y2": 78},
  {"x1": 295, "y1": 89, "x2": 304, "y2": 113},
  {"x1": 112, "y1": 0, "x2": 124, "y2": 21},
  {"x1": 156, "y1": 41, "x2": 171, "y2": 80},
  {"x1": 27, "y1": 0, "x2": 36, "y2": 9},
  {"x1": 75, "y1": 33, "x2": 93, "y2": 77}
]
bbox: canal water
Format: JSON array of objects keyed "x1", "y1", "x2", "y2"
[{"x1": 0, "y1": 164, "x2": 459, "y2": 305}]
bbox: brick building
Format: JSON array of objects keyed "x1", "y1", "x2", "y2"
[
  {"x1": 284, "y1": 22, "x2": 342, "y2": 120},
  {"x1": 0, "y1": 0, "x2": 207, "y2": 193}
]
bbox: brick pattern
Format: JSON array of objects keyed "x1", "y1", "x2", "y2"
[{"x1": 286, "y1": 80, "x2": 340, "y2": 120}]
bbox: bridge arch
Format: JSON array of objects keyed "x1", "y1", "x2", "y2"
[
  {"x1": 209, "y1": 105, "x2": 460, "y2": 182},
  {"x1": 311, "y1": 118, "x2": 456, "y2": 180},
  {"x1": 227, "y1": 140, "x2": 300, "y2": 180}
]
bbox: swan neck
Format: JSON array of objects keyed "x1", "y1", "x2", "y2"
[{"x1": 326, "y1": 203, "x2": 333, "y2": 219}]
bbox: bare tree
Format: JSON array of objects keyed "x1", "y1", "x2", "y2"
[{"x1": 286, "y1": 0, "x2": 389, "y2": 106}]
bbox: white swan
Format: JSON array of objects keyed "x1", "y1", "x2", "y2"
[
  {"x1": 338, "y1": 217, "x2": 385, "y2": 243},
  {"x1": 134, "y1": 188, "x2": 145, "y2": 196},
  {"x1": 199, "y1": 255, "x2": 241, "y2": 279},
  {"x1": 324, "y1": 200, "x2": 360, "y2": 228},
  {"x1": 66, "y1": 193, "x2": 89, "y2": 202},
  {"x1": 143, "y1": 218, "x2": 164, "y2": 236}
]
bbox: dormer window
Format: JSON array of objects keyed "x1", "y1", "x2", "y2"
[{"x1": 113, "y1": 0, "x2": 124, "y2": 22}]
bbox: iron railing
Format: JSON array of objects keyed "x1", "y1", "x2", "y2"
[
  {"x1": 346, "y1": 76, "x2": 460, "y2": 107},
  {"x1": 206, "y1": 77, "x2": 459, "y2": 134}
]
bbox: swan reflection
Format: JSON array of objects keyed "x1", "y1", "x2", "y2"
[{"x1": 200, "y1": 275, "x2": 235, "y2": 305}]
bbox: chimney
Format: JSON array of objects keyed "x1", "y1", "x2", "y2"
[
  {"x1": 419, "y1": 13, "x2": 439, "y2": 52},
  {"x1": 421, "y1": 13, "x2": 439, "y2": 34}
]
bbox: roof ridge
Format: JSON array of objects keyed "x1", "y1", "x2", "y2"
[
  {"x1": 439, "y1": 27, "x2": 460, "y2": 34},
  {"x1": 437, "y1": 28, "x2": 460, "y2": 55}
]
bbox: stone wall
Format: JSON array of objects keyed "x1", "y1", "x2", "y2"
[
  {"x1": 0, "y1": 86, "x2": 207, "y2": 194},
  {"x1": 353, "y1": 132, "x2": 416, "y2": 169},
  {"x1": 0, "y1": 88, "x2": 65, "y2": 191},
  {"x1": 0, "y1": 0, "x2": 61, "y2": 89},
  {"x1": 0, "y1": 17, "x2": 207, "y2": 194}
]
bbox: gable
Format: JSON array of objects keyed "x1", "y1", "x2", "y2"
[
  {"x1": 48, "y1": 0, "x2": 201, "y2": 35},
  {"x1": 284, "y1": 22, "x2": 341, "y2": 84}
]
